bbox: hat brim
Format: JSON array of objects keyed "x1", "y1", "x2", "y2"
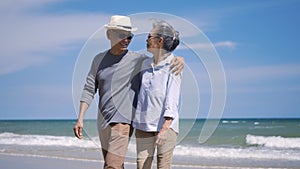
[{"x1": 104, "y1": 24, "x2": 138, "y2": 32}]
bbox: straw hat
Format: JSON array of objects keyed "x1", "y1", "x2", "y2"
[{"x1": 104, "y1": 15, "x2": 137, "y2": 32}]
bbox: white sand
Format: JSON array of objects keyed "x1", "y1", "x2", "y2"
[
  {"x1": 0, "y1": 153, "x2": 135, "y2": 169},
  {"x1": 0, "y1": 153, "x2": 290, "y2": 169}
]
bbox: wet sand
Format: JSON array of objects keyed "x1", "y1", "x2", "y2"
[{"x1": 1, "y1": 153, "x2": 294, "y2": 169}]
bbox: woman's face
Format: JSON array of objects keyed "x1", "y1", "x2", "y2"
[{"x1": 146, "y1": 29, "x2": 162, "y2": 54}]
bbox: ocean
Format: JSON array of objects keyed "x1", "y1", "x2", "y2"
[{"x1": 0, "y1": 119, "x2": 300, "y2": 168}]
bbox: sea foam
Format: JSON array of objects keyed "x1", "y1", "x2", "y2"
[
  {"x1": 1, "y1": 132, "x2": 300, "y2": 161},
  {"x1": 0, "y1": 132, "x2": 99, "y2": 148},
  {"x1": 246, "y1": 134, "x2": 300, "y2": 149},
  {"x1": 173, "y1": 145, "x2": 300, "y2": 161}
]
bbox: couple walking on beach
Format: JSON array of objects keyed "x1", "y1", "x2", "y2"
[{"x1": 74, "y1": 15, "x2": 183, "y2": 169}]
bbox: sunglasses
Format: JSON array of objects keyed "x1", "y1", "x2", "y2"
[
  {"x1": 147, "y1": 34, "x2": 160, "y2": 39},
  {"x1": 112, "y1": 30, "x2": 134, "y2": 40}
]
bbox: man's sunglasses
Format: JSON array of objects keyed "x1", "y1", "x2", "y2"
[{"x1": 112, "y1": 30, "x2": 134, "y2": 40}]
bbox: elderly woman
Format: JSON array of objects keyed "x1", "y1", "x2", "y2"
[{"x1": 133, "y1": 20, "x2": 182, "y2": 169}]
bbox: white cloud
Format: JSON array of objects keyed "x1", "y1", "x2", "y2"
[
  {"x1": 225, "y1": 64, "x2": 300, "y2": 93},
  {"x1": 0, "y1": 3, "x2": 237, "y2": 75},
  {"x1": 185, "y1": 62, "x2": 300, "y2": 94},
  {"x1": 0, "y1": 0, "x2": 110, "y2": 75},
  {"x1": 176, "y1": 41, "x2": 236, "y2": 51},
  {"x1": 0, "y1": 0, "x2": 64, "y2": 16},
  {"x1": 0, "y1": 54, "x2": 49, "y2": 75},
  {"x1": 129, "y1": 13, "x2": 236, "y2": 52},
  {"x1": 227, "y1": 64, "x2": 300, "y2": 82},
  {"x1": 214, "y1": 41, "x2": 236, "y2": 49}
]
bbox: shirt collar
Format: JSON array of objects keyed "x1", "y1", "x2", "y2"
[{"x1": 152, "y1": 53, "x2": 174, "y2": 68}]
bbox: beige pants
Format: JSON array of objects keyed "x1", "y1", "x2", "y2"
[
  {"x1": 135, "y1": 129, "x2": 177, "y2": 169},
  {"x1": 98, "y1": 123, "x2": 133, "y2": 169}
]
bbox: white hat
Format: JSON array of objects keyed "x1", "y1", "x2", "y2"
[{"x1": 104, "y1": 15, "x2": 138, "y2": 32}]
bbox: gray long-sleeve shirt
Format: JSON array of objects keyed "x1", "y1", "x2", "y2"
[{"x1": 80, "y1": 50, "x2": 147, "y2": 128}]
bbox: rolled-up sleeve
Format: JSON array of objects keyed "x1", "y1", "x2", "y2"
[
  {"x1": 80, "y1": 56, "x2": 100, "y2": 105},
  {"x1": 163, "y1": 73, "x2": 182, "y2": 119}
]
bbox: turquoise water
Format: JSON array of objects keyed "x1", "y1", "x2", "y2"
[
  {"x1": 1, "y1": 119, "x2": 299, "y2": 147},
  {"x1": 1, "y1": 119, "x2": 300, "y2": 168},
  {"x1": 180, "y1": 118, "x2": 300, "y2": 147}
]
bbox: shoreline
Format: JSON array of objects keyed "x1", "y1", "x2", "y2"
[
  {"x1": 1, "y1": 117, "x2": 300, "y2": 121},
  {"x1": 0, "y1": 153, "x2": 293, "y2": 169}
]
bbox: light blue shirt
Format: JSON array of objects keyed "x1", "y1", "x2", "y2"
[{"x1": 133, "y1": 53, "x2": 182, "y2": 133}]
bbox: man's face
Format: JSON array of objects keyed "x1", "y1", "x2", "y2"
[{"x1": 108, "y1": 29, "x2": 134, "y2": 51}]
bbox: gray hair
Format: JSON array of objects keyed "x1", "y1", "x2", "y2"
[{"x1": 151, "y1": 19, "x2": 180, "y2": 52}]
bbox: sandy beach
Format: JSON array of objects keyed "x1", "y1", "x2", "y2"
[
  {"x1": 0, "y1": 153, "x2": 214, "y2": 169},
  {"x1": 2, "y1": 153, "x2": 297, "y2": 169},
  {"x1": 1, "y1": 153, "x2": 213, "y2": 169},
  {"x1": 0, "y1": 153, "x2": 135, "y2": 169},
  {"x1": 0, "y1": 153, "x2": 248, "y2": 169}
]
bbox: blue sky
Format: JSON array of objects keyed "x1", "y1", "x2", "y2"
[{"x1": 0, "y1": 0, "x2": 299, "y2": 119}]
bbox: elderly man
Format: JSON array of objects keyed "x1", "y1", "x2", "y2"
[{"x1": 73, "y1": 15, "x2": 184, "y2": 169}]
